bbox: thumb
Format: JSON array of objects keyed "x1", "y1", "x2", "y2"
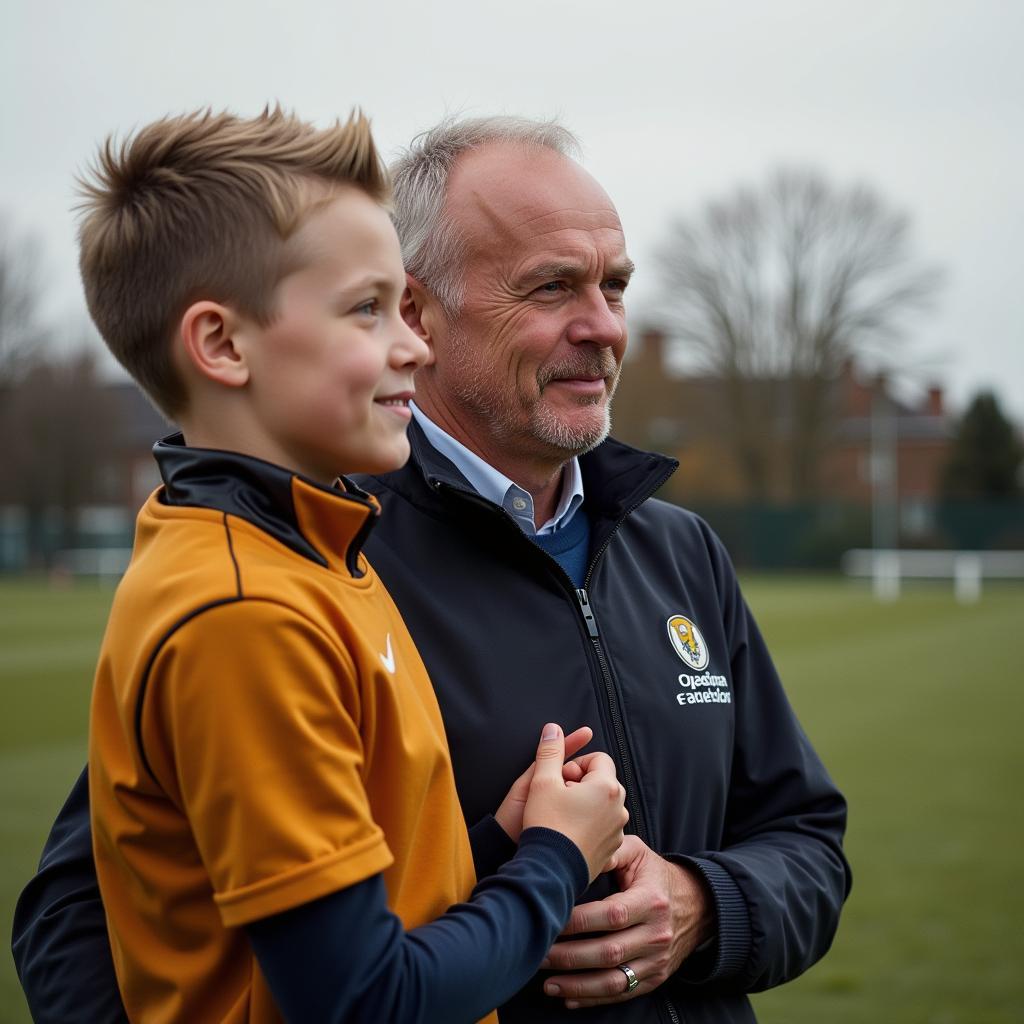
[{"x1": 533, "y1": 723, "x2": 565, "y2": 780}]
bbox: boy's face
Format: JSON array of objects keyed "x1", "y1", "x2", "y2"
[{"x1": 239, "y1": 187, "x2": 427, "y2": 482}]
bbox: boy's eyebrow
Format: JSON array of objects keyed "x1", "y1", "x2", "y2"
[{"x1": 333, "y1": 273, "x2": 400, "y2": 297}]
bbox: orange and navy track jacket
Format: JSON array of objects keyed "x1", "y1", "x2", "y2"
[{"x1": 87, "y1": 438, "x2": 535, "y2": 1023}]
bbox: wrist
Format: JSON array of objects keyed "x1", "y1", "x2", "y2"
[{"x1": 493, "y1": 805, "x2": 519, "y2": 842}]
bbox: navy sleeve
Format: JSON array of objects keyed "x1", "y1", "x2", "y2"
[
  {"x1": 246, "y1": 827, "x2": 588, "y2": 1024},
  {"x1": 11, "y1": 766, "x2": 128, "y2": 1024},
  {"x1": 671, "y1": 522, "x2": 852, "y2": 991},
  {"x1": 467, "y1": 814, "x2": 517, "y2": 879}
]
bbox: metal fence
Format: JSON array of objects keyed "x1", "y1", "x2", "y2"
[{"x1": 1, "y1": 499, "x2": 1021, "y2": 575}]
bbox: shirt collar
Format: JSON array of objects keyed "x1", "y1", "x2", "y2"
[{"x1": 410, "y1": 403, "x2": 584, "y2": 536}]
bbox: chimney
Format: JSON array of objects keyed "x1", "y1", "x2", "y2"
[
  {"x1": 639, "y1": 328, "x2": 666, "y2": 371},
  {"x1": 925, "y1": 385, "x2": 944, "y2": 417}
]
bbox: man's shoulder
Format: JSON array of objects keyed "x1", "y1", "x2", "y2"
[{"x1": 624, "y1": 493, "x2": 725, "y2": 551}]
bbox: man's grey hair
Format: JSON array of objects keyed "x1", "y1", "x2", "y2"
[{"x1": 389, "y1": 115, "x2": 581, "y2": 315}]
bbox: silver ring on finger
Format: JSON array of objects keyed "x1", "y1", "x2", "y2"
[{"x1": 617, "y1": 963, "x2": 639, "y2": 993}]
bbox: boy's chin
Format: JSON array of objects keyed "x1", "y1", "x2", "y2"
[{"x1": 350, "y1": 438, "x2": 411, "y2": 477}]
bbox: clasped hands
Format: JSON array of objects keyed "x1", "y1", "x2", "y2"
[{"x1": 496, "y1": 726, "x2": 713, "y2": 1009}]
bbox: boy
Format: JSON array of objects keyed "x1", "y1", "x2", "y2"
[{"x1": 79, "y1": 107, "x2": 627, "y2": 1022}]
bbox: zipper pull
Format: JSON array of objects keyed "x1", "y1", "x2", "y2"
[{"x1": 575, "y1": 588, "x2": 599, "y2": 638}]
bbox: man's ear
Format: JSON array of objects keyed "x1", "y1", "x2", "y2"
[
  {"x1": 401, "y1": 274, "x2": 440, "y2": 367},
  {"x1": 179, "y1": 301, "x2": 250, "y2": 388}
]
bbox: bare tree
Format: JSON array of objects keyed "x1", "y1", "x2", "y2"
[
  {"x1": 655, "y1": 169, "x2": 940, "y2": 501},
  {"x1": 1, "y1": 345, "x2": 123, "y2": 565},
  {"x1": 0, "y1": 216, "x2": 48, "y2": 388},
  {"x1": 0, "y1": 219, "x2": 125, "y2": 566}
]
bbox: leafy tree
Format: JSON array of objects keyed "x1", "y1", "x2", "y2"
[{"x1": 941, "y1": 391, "x2": 1023, "y2": 499}]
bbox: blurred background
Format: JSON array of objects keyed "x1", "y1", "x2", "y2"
[{"x1": 2, "y1": 1, "x2": 1021, "y2": 1021}]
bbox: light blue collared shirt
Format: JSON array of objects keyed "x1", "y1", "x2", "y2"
[{"x1": 411, "y1": 403, "x2": 584, "y2": 536}]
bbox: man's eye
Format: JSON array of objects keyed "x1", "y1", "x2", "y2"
[
  {"x1": 535, "y1": 282, "x2": 564, "y2": 295},
  {"x1": 603, "y1": 279, "x2": 628, "y2": 294}
]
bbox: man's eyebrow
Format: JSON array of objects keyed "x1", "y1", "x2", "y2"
[
  {"x1": 519, "y1": 258, "x2": 636, "y2": 284},
  {"x1": 519, "y1": 261, "x2": 583, "y2": 284}
]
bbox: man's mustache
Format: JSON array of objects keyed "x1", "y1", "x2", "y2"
[{"x1": 538, "y1": 354, "x2": 618, "y2": 388}]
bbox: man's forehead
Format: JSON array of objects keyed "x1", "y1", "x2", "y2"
[{"x1": 446, "y1": 143, "x2": 622, "y2": 246}]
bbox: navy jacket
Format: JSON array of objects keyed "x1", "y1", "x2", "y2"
[{"x1": 13, "y1": 426, "x2": 850, "y2": 1023}]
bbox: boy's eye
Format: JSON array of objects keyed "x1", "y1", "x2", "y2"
[{"x1": 354, "y1": 299, "x2": 379, "y2": 316}]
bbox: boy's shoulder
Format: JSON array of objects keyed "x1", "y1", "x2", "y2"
[{"x1": 113, "y1": 487, "x2": 358, "y2": 631}]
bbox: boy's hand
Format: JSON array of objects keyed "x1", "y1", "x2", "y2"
[
  {"x1": 522, "y1": 724, "x2": 628, "y2": 883},
  {"x1": 494, "y1": 726, "x2": 593, "y2": 842}
]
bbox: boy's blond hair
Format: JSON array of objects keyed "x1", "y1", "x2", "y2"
[{"x1": 77, "y1": 107, "x2": 389, "y2": 418}]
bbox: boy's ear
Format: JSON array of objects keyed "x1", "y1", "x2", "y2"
[
  {"x1": 401, "y1": 274, "x2": 439, "y2": 367},
  {"x1": 179, "y1": 301, "x2": 250, "y2": 388}
]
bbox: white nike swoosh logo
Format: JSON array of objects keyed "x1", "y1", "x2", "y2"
[{"x1": 379, "y1": 633, "x2": 395, "y2": 674}]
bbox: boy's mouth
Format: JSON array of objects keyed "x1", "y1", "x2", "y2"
[
  {"x1": 375, "y1": 391, "x2": 414, "y2": 417},
  {"x1": 375, "y1": 391, "x2": 413, "y2": 406}
]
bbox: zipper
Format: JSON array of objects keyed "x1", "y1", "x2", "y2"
[
  {"x1": 575, "y1": 586, "x2": 683, "y2": 1024},
  {"x1": 435, "y1": 475, "x2": 684, "y2": 1024},
  {"x1": 576, "y1": 476, "x2": 684, "y2": 1024},
  {"x1": 574, "y1": 587, "x2": 647, "y2": 845}
]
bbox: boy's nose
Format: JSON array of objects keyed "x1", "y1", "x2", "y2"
[{"x1": 393, "y1": 321, "x2": 430, "y2": 368}]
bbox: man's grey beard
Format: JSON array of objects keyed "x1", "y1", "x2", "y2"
[{"x1": 445, "y1": 324, "x2": 619, "y2": 456}]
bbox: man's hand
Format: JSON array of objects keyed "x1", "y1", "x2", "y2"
[{"x1": 540, "y1": 835, "x2": 714, "y2": 1009}]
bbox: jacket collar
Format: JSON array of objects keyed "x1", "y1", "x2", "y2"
[
  {"x1": 383, "y1": 418, "x2": 678, "y2": 526},
  {"x1": 153, "y1": 433, "x2": 379, "y2": 577}
]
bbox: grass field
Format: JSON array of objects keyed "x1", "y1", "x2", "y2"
[{"x1": 1, "y1": 575, "x2": 1022, "y2": 1023}]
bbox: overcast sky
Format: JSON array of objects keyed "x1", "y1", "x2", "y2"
[{"x1": 4, "y1": 0, "x2": 1022, "y2": 420}]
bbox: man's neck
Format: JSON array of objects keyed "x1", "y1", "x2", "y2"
[{"x1": 413, "y1": 397, "x2": 568, "y2": 530}]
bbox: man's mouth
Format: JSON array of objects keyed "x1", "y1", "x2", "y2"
[
  {"x1": 545, "y1": 377, "x2": 608, "y2": 395},
  {"x1": 540, "y1": 357, "x2": 617, "y2": 391}
]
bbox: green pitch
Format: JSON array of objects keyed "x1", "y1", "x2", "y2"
[{"x1": 1, "y1": 575, "x2": 1022, "y2": 1023}]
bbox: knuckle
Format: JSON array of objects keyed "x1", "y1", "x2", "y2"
[
  {"x1": 651, "y1": 927, "x2": 673, "y2": 949},
  {"x1": 608, "y1": 902, "x2": 630, "y2": 928},
  {"x1": 564, "y1": 915, "x2": 586, "y2": 936},
  {"x1": 650, "y1": 892, "x2": 670, "y2": 914},
  {"x1": 603, "y1": 940, "x2": 626, "y2": 966},
  {"x1": 604, "y1": 974, "x2": 624, "y2": 996}
]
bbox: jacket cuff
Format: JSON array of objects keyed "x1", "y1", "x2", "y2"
[
  {"x1": 518, "y1": 827, "x2": 590, "y2": 897},
  {"x1": 668, "y1": 855, "x2": 751, "y2": 983},
  {"x1": 467, "y1": 814, "x2": 518, "y2": 880}
]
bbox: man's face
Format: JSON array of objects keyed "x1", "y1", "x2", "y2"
[
  {"x1": 425, "y1": 144, "x2": 632, "y2": 464},
  {"x1": 240, "y1": 188, "x2": 428, "y2": 482}
]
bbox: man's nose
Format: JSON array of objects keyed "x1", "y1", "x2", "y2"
[{"x1": 565, "y1": 287, "x2": 625, "y2": 349}]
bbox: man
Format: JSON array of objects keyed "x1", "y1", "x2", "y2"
[{"x1": 13, "y1": 116, "x2": 850, "y2": 1023}]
